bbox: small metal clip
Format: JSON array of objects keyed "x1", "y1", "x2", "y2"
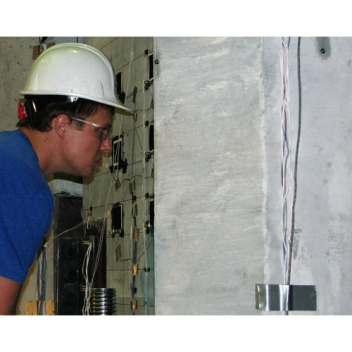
[{"x1": 130, "y1": 300, "x2": 138, "y2": 310}]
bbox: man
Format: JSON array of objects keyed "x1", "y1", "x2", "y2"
[{"x1": 0, "y1": 43, "x2": 130, "y2": 314}]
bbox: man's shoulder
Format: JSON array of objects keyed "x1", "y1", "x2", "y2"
[
  {"x1": 0, "y1": 130, "x2": 50, "y2": 196},
  {"x1": 0, "y1": 130, "x2": 31, "y2": 158}
]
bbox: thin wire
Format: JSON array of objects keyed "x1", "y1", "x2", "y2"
[
  {"x1": 53, "y1": 221, "x2": 85, "y2": 238},
  {"x1": 138, "y1": 238, "x2": 153, "y2": 263},
  {"x1": 286, "y1": 37, "x2": 302, "y2": 287},
  {"x1": 135, "y1": 127, "x2": 143, "y2": 151}
]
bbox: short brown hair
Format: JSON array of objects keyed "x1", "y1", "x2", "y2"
[{"x1": 17, "y1": 95, "x2": 115, "y2": 132}]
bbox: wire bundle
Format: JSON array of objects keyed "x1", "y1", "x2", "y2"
[
  {"x1": 280, "y1": 37, "x2": 293, "y2": 288},
  {"x1": 82, "y1": 241, "x2": 93, "y2": 315},
  {"x1": 280, "y1": 37, "x2": 302, "y2": 312}
]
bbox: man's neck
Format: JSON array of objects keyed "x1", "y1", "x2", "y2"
[{"x1": 19, "y1": 127, "x2": 59, "y2": 176}]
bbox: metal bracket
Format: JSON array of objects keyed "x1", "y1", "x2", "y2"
[{"x1": 255, "y1": 284, "x2": 317, "y2": 311}]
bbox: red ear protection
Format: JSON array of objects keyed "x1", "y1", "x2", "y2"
[{"x1": 18, "y1": 103, "x2": 27, "y2": 120}]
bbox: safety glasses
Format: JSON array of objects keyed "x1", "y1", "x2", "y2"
[{"x1": 71, "y1": 117, "x2": 112, "y2": 141}]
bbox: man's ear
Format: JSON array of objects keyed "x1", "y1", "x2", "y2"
[{"x1": 54, "y1": 114, "x2": 71, "y2": 139}]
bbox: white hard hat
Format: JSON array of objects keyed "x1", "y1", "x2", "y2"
[{"x1": 20, "y1": 43, "x2": 131, "y2": 112}]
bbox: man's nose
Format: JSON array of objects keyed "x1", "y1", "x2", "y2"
[{"x1": 101, "y1": 137, "x2": 113, "y2": 152}]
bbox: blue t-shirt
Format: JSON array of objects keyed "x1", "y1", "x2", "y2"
[{"x1": 0, "y1": 130, "x2": 53, "y2": 283}]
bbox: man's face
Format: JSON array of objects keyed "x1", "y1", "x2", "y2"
[{"x1": 62, "y1": 107, "x2": 113, "y2": 177}]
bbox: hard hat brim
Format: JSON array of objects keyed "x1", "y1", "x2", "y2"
[{"x1": 19, "y1": 90, "x2": 132, "y2": 113}]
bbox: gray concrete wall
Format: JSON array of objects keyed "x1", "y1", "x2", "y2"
[
  {"x1": 154, "y1": 37, "x2": 266, "y2": 314},
  {"x1": 154, "y1": 37, "x2": 352, "y2": 315},
  {"x1": 0, "y1": 37, "x2": 37, "y2": 131}
]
